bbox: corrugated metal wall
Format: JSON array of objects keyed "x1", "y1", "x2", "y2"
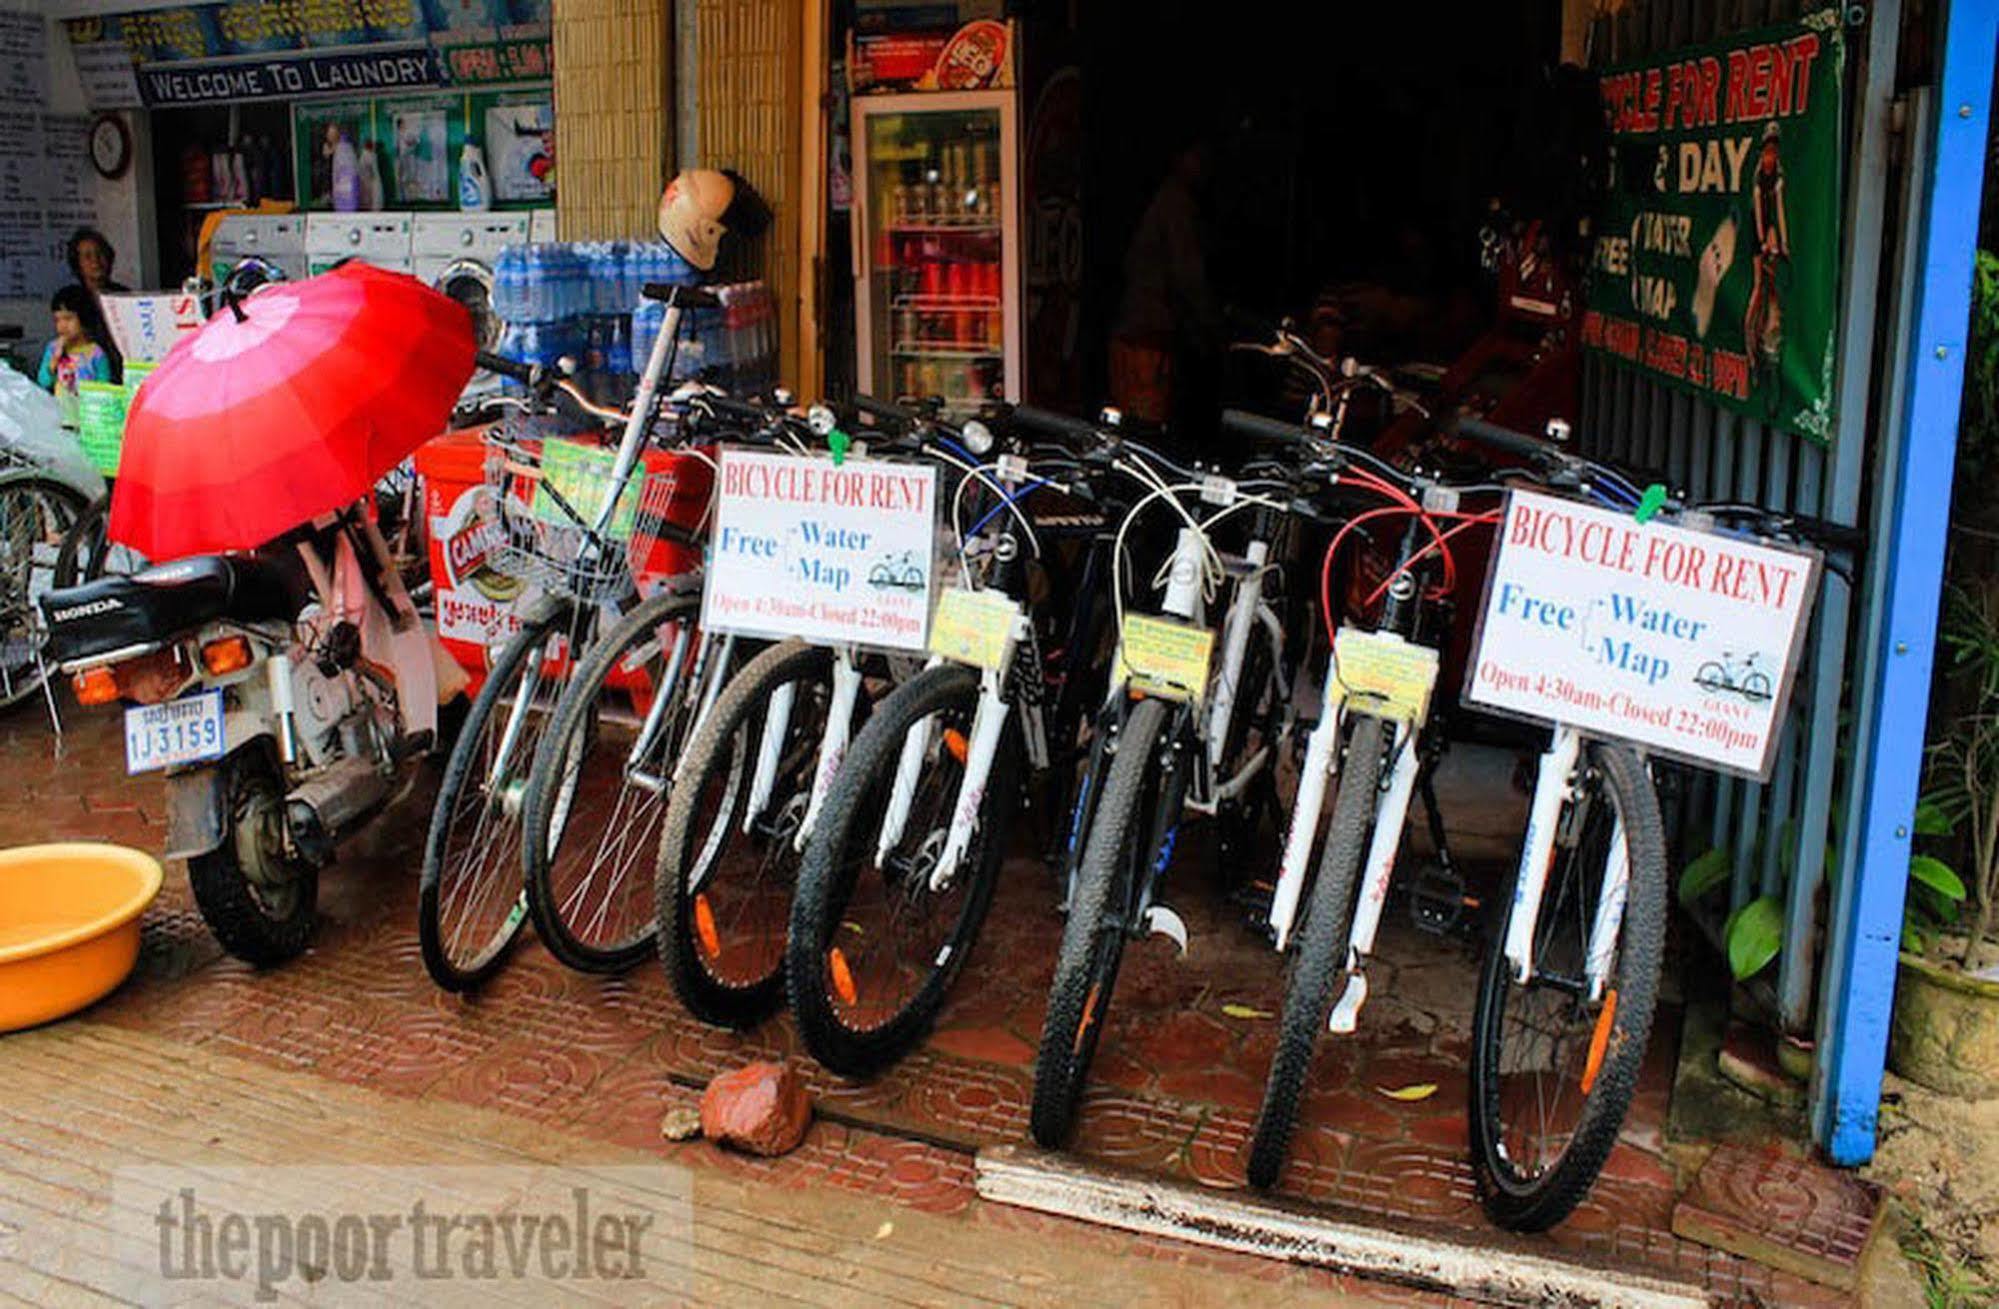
[{"x1": 1580, "y1": 0, "x2": 1909, "y2": 1032}]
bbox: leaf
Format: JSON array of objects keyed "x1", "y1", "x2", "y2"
[
  {"x1": 1913, "y1": 801, "x2": 1956, "y2": 837},
  {"x1": 1724, "y1": 895, "x2": 1785, "y2": 980},
  {"x1": 1909, "y1": 854, "x2": 1968, "y2": 902},
  {"x1": 1678, "y1": 848, "x2": 1733, "y2": 907},
  {"x1": 1220, "y1": 1003, "x2": 1273, "y2": 1020},
  {"x1": 1902, "y1": 921, "x2": 1931, "y2": 955},
  {"x1": 1377, "y1": 1083, "x2": 1439, "y2": 1102}
]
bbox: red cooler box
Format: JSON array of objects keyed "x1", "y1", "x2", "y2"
[{"x1": 417, "y1": 428, "x2": 713, "y2": 692}]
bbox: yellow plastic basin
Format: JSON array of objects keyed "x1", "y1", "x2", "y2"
[{"x1": 0, "y1": 843, "x2": 163, "y2": 1032}]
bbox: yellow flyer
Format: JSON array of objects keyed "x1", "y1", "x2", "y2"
[
  {"x1": 1119, "y1": 613, "x2": 1214, "y2": 703},
  {"x1": 1334, "y1": 628, "x2": 1440, "y2": 724},
  {"x1": 930, "y1": 588, "x2": 1020, "y2": 672}
]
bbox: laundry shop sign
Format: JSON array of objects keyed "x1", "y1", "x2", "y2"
[
  {"x1": 1583, "y1": 8, "x2": 1845, "y2": 442},
  {"x1": 137, "y1": 45, "x2": 442, "y2": 105}
]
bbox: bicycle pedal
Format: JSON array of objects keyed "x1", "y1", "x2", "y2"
[
  {"x1": 1408, "y1": 862, "x2": 1477, "y2": 937},
  {"x1": 1142, "y1": 904, "x2": 1189, "y2": 955}
]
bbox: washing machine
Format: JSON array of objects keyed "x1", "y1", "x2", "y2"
[
  {"x1": 412, "y1": 212, "x2": 529, "y2": 357},
  {"x1": 209, "y1": 213, "x2": 308, "y2": 286},
  {"x1": 304, "y1": 212, "x2": 414, "y2": 276}
]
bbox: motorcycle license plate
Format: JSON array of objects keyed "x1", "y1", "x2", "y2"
[{"x1": 124, "y1": 692, "x2": 226, "y2": 774}]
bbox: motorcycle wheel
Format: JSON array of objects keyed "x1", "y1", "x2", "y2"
[{"x1": 187, "y1": 745, "x2": 319, "y2": 966}]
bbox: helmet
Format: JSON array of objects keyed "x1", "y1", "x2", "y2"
[{"x1": 657, "y1": 168, "x2": 771, "y2": 271}]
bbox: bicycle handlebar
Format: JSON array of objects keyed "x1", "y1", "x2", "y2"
[
  {"x1": 640, "y1": 283, "x2": 721, "y2": 310},
  {"x1": 1220, "y1": 408, "x2": 1315, "y2": 449},
  {"x1": 474, "y1": 350, "x2": 538, "y2": 386},
  {"x1": 1451, "y1": 416, "x2": 1556, "y2": 463},
  {"x1": 1011, "y1": 405, "x2": 1101, "y2": 445}
]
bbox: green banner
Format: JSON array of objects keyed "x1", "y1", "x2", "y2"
[{"x1": 1584, "y1": 9, "x2": 1845, "y2": 442}]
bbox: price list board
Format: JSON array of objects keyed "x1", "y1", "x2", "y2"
[{"x1": 0, "y1": 15, "x2": 95, "y2": 302}]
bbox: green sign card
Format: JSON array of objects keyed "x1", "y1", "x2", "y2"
[{"x1": 1584, "y1": 9, "x2": 1845, "y2": 442}]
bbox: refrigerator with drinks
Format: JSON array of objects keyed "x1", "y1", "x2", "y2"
[{"x1": 851, "y1": 90, "x2": 1020, "y2": 414}]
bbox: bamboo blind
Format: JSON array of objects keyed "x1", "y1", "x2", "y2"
[
  {"x1": 693, "y1": 0, "x2": 803, "y2": 387},
  {"x1": 553, "y1": 0, "x2": 673, "y2": 240}
]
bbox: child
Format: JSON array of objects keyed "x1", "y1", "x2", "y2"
[{"x1": 37, "y1": 286, "x2": 112, "y2": 428}]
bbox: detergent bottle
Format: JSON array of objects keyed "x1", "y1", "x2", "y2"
[{"x1": 458, "y1": 142, "x2": 492, "y2": 212}]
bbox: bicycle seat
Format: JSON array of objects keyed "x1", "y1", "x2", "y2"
[{"x1": 41, "y1": 554, "x2": 306, "y2": 666}]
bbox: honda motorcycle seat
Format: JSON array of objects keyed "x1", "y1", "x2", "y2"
[{"x1": 40, "y1": 555, "x2": 307, "y2": 666}]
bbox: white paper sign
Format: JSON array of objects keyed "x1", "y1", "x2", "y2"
[
  {"x1": 99, "y1": 292, "x2": 204, "y2": 363},
  {"x1": 1465, "y1": 488, "x2": 1820, "y2": 779},
  {"x1": 701, "y1": 448, "x2": 938, "y2": 650}
]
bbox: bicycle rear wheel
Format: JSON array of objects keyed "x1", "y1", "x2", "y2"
[
  {"x1": 419, "y1": 600, "x2": 575, "y2": 992},
  {"x1": 787, "y1": 663, "x2": 1022, "y2": 1077},
  {"x1": 522, "y1": 589, "x2": 709, "y2": 973},
  {"x1": 1031, "y1": 696, "x2": 1177, "y2": 1148},
  {"x1": 656, "y1": 639, "x2": 835, "y2": 1028},
  {"x1": 1247, "y1": 713, "x2": 1388, "y2": 1190},
  {"x1": 1468, "y1": 740, "x2": 1665, "y2": 1232},
  {"x1": 0, "y1": 476, "x2": 85, "y2": 708}
]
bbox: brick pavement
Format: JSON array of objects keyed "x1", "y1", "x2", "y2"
[{"x1": 0, "y1": 704, "x2": 1852, "y2": 1305}]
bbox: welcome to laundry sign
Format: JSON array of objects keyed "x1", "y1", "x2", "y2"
[
  {"x1": 1583, "y1": 8, "x2": 1845, "y2": 442},
  {"x1": 137, "y1": 45, "x2": 442, "y2": 105}
]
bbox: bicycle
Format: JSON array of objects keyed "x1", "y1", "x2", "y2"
[
  {"x1": 782, "y1": 403, "x2": 1125, "y2": 1074},
  {"x1": 1026, "y1": 408, "x2": 1300, "y2": 1147},
  {"x1": 653, "y1": 397, "x2": 1001, "y2": 1029},
  {"x1": 419, "y1": 281, "x2": 738, "y2": 991}
]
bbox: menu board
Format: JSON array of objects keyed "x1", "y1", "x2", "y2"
[
  {"x1": 0, "y1": 15, "x2": 99, "y2": 303},
  {"x1": 0, "y1": 13, "x2": 47, "y2": 107}
]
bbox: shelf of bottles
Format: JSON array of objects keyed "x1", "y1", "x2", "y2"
[{"x1": 865, "y1": 108, "x2": 1006, "y2": 414}]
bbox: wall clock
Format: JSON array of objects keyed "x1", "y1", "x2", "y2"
[{"x1": 89, "y1": 115, "x2": 131, "y2": 181}]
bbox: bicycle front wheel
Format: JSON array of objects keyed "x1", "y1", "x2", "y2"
[
  {"x1": 1468, "y1": 740, "x2": 1666, "y2": 1233},
  {"x1": 1248, "y1": 713, "x2": 1388, "y2": 1190},
  {"x1": 419, "y1": 600, "x2": 575, "y2": 992},
  {"x1": 1031, "y1": 696, "x2": 1175, "y2": 1148},
  {"x1": 656, "y1": 639, "x2": 836, "y2": 1028},
  {"x1": 788, "y1": 663, "x2": 1022, "y2": 1077},
  {"x1": 522, "y1": 589, "x2": 708, "y2": 974}
]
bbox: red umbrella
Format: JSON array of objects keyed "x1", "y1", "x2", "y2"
[{"x1": 109, "y1": 262, "x2": 474, "y2": 558}]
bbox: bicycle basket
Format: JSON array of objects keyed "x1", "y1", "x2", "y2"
[{"x1": 479, "y1": 413, "x2": 694, "y2": 603}]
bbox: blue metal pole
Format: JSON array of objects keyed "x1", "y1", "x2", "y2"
[{"x1": 1814, "y1": 0, "x2": 1998, "y2": 1166}]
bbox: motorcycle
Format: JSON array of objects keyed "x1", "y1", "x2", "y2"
[{"x1": 38, "y1": 504, "x2": 454, "y2": 964}]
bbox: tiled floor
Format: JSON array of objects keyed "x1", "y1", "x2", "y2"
[{"x1": 2, "y1": 704, "x2": 1851, "y2": 1305}]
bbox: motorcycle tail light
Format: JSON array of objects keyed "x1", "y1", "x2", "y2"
[
  {"x1": 71, "y1": 667, "x2": 118, "y2": 706},
  {"x1": 201, "y1": 636, "x2": 254, "y2": 676}
]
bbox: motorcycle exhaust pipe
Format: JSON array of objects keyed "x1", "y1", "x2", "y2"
[{"x1": 285, "y1": 756, "x2": 392, "y2": 864}]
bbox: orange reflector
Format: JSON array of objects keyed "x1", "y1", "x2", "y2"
[
  {"x1": 201, "y1": 636, "x2": 254, "y2": 676},
  {"x1": 72, "y1": 666, "x2": 119, "y2": 706},
  {"x1": 828, "y1": 948, "x2": 857, "y2": 1006},
  {"x1": 1073, "y1": 982, "x2": 1102, "y2": 1056},
  {"x1": 942, "y1": 729, "x2": 968, "y2": 764},
  {"x1": 1581, "y1": 988, "x2": 1619, "y2": 1095},
  {"x1": 692, "y1": 893, "x2": 720, "y2": 960}
]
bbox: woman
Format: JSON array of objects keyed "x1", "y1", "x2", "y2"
[{"x1": 65, "y1": 227, "x2": 128, "y2": 382}]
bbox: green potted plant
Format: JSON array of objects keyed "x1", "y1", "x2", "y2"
[{"x1": 1891, "y1": 584, "x2": 1999, "y2": 1099}]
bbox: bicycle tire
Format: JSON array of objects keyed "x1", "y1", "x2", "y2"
[
  {"x1": 787, "y1": 663, "x2": 1022, "y2": 1077},
  {"x1": 53, "y1": 492, "x2": 108, "y2": 589},
  {"x1": 1247, "y1": 713, "x2": 1389, "y2": 1190},
  {"x1": 0, "y1": 475, "x2": 86, "y2": 708},
  {"x1": 419, "y1": 600, "x2": 574, "y2": 992},
  {"x1": 1468, "y1": 740, "x2": 1666, "y2": 1233},
  {"x1": 656, "y1": 639, "x2": 833, "y2": 1029},
  {"x1": 522, "y1": 588, "x2": 703, "y2": 974},
  {"x1": 1031, "y1": 696, "x2": 1172, "y2": 1148}
]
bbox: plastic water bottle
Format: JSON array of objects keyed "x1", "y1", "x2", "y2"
[{"x1": 630, "y1": 299, "x2": 663, "y2": 376}]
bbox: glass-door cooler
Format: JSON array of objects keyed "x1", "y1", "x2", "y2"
[{"x1": 851, "y1": 90, "x2": 1020, "y2": 414}]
